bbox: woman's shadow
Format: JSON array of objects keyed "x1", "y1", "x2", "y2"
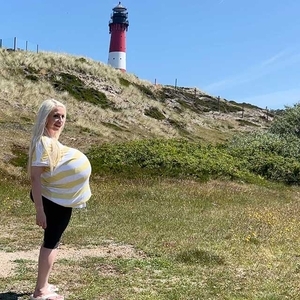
[{"x1": 0, "y1": 292, "x2": 30, "y2": 299}]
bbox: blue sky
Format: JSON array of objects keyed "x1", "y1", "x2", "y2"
[{"x1": 1, "y1": 0, "x2": 299, "y2": 109}]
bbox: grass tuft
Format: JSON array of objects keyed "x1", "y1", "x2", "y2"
[
  {"x1": 176, "y1": 249, "x2": 225, "y2": 265},
  {"x1": 144, "y1": 106, "x2": 165, "y2": 120}
]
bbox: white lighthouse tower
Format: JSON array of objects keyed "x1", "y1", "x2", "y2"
[{"x1": 108, "y1": 2, "x2": 129, "y2": 72}]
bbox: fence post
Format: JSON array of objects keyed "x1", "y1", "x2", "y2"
[
  {"x1": 36, "y1": 44, "x2": 39, "y2": 53},
  {"x1": 14, "y1": 37, "x2": 17, "y2": 51},
  {"x1": 26, "y1": 41, "x2": 28, "y2": 51},
  {"x1": 0, "y1": 39, "x2": 2, "y2": 48},
  {"x1": 175, "y1": 78, "x2": 177, "y2": 90}
]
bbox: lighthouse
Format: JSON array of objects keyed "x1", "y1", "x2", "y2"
[{"x1": 108, "y1": 2, "x2": 129, "y2": 72}]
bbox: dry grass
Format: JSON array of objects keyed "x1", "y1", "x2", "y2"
[{"x1": 0, "y1": 48, "x2": 270, "y2": 178}]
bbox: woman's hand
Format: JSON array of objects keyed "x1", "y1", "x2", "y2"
[{"x1": 36, "y1": 209, "x2": 47, "y2": 229}]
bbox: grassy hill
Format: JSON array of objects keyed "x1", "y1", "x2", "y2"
[
  {"x1": 0, "y1": 48, "x2": 271, "y2": 178},
  {"x1": 3, "y1": 49, "x2": 300, "y2": 300}
]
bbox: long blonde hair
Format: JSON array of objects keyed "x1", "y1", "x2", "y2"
[{"x1": 28, "y1": 99, "x2": 66, "y2": 177}]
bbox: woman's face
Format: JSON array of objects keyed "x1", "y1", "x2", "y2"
[{"x1": 46, "y1": 106, "x2": 66, "y2": 138}]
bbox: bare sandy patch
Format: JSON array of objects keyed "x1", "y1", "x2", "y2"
[{"x1": 0, "y1": 243, "x2": 146, "y2": 278}]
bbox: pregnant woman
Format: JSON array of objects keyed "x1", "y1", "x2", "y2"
[{"x1": 28, "y1": 99, "x2": 92, "y2": 300}]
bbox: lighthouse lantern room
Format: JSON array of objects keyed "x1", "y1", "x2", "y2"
[{"x1": 108, "y1": 2, "x2": 129, "y2": 72}]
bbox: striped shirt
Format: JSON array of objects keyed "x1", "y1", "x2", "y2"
[{"x1": 32, "y1": 136, "x2": 92, "y2": 208}]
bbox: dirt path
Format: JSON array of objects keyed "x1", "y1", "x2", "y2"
[{"x1": 0, "y1": 243, "x2": 145, "y2": 278}]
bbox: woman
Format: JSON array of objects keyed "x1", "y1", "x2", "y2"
[{"x1": 28, "y1": 99, "x2": 92, "y2": 300}]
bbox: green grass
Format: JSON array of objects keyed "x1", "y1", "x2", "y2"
[
  {"x1": 50, "y1": 73, "x2": 114, "y2": 109},
  {"x1": 1, "y1": 176, "x2": 300, "y2": 299},
  {"x1": 119, "y1": 77, "x2": 131, "y2": 87}
]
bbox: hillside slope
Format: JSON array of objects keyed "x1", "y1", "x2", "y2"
[{"x1": 0, "y1": 49, "x2": 271, "y2": 178}]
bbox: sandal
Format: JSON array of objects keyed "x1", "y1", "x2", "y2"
[
  {"x1": 30, "y1": 292, "x2": 64, "y2": 300},
  {"x1": 48, "y1": 284, "x2": 59, "y2": 292}
]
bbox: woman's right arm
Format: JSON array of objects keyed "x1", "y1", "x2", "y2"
[{"x1": 31, "y1": 166, "x2": 47, "y2": 229}]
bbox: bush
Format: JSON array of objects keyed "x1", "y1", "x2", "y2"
[
  {"x1": 269, "y1": 103, "x2": 300, "y2": 137},
  {"x1": 226, "y1": 132, "x2": 300, "y2": 159},
  {"x1": 87, "y1": 104, "x2": 300, "y2": 185},
  {"x1": 87, "y1": 139, "x2": 257, "y2": 183},
  {"x1": 225, "y1": 132, "x2": 300, "y2": 184}
]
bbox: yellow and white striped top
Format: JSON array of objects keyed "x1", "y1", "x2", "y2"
[{"x1": 32, "y1": 136, "x2": 92, "y2": 208}]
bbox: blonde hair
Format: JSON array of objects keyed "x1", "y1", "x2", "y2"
[{"x1": 28, "y1": 99, "x2": 66, "y2": 177}]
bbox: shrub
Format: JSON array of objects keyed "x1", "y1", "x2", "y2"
[
  {"x1": 87, "y1": 139, "x2": 257, "y2": 183},
  {"x1": 269, "y1": 103, "x2": 300, "y2": 137},
  {"x1": 225, "y1": 132, "x2": 300, "y2": 184},
  {"x1": 88, "y1": 132, "x2": 300, "y2": 185}
]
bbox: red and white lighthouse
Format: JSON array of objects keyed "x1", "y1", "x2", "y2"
[{"x1": 108, "y1": 2, "x2": 129, "y2": 72}]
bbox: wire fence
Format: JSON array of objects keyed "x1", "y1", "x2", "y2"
[{"x1": 0, "y1": 37, "x2": 39, "y2": 53}]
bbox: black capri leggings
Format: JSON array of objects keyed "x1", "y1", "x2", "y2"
[{"x1": 31, "y1": 192, "x2": 72, "y2": 249}]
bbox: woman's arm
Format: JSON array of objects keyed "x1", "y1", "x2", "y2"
[{"x1": 31, "y1": 166, "x2": 47, "y2": 229}]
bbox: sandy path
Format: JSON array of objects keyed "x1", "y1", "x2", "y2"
[{"x1": 0, "y1": 244, "x2": 145, "y2": 278}]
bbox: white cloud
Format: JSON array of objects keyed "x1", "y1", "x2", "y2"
[{"x1": 260, "y1": 49, "x2": 289, "y2": 67}]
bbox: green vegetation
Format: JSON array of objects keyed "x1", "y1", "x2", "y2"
[
  {"x1": 118, "y1": 76, "x2": 155, "y2": 97},
  {"x1": 50, "y1": 73, "x2": 114, "y2": 109},
  {"x1": 1, "y1": 175, "x2": 300, "y2": 299},
  {"x1": 5, "y1": 103, "x2": 300, "y2": 188},
  {"x1": 132, "y1": 82, "x2": 155, "y2": 98},
  {"x1": 236, "y1": 118, "x2": 260, "y2": 127},
  {"x1": 144, "y1": 106, "x2": 165, "y2": 120},
  {"x1": 226, "y1": 132, "x2": 300, "y2": 185},
  {"x1": 119, "y1": 77, "x2": 131, "y2": 87},
  {"x1": 269, "y1": 103, "x2": 300, "y2": 137},
  {"x1": 10, "y1": 144, "x2": 28, "y2": 169},
  {"x1": 167, "y1": 118, "x2": 189, "y2": 136},
  {"x1": 2, "y1": 49, "x2": 300, "y2": 299},
  {"x1": 88, "y1": 139, "x2": 257, "y2": 183},
  {"x1": 158, "y1": 87, "x2": 243, "y2": 114},
  {"x1": 88, "y1": 105, "x2": 300, "y2": 185},
  {"x1": 75, "y1": 57, "x2": 88, "y2": 64}
]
